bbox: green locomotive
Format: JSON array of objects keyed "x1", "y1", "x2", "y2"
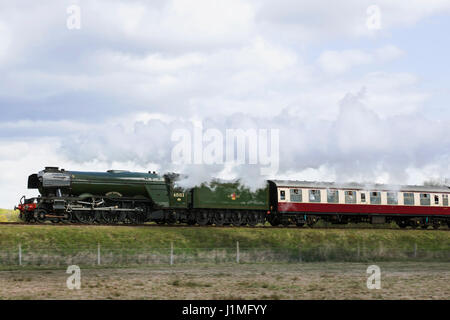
[{"x1": 17, "y1": 167, "x2": 269, "y2": 225}]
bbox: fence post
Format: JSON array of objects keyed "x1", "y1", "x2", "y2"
[
  {"x1": 97, "y1": 243, "x2": 101, "y2": 265},
  {"x1": 357, "y1": 242, "x2": 360, "y2": 260},
  {"x1": 18, "y1": 243, "x2": 22, "y2": 266},
  {"x1": 170, "y1": 242, "x2": 174, "y2": 266},
  {"x1": 414, "y1": 243, "x2": 417, "y2": 258},
  {"x1": 236, "y1": 241, "x2": 240, "y2": 264}
]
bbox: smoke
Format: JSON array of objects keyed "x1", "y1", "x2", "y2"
[{"x1": 56, "y1": 88, "x2": 450, "y2": 190}]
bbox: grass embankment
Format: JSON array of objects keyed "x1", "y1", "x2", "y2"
[
  {"x1": 0, "y1": 225, "x2": 448, "y2": 267},
  {"x1": 0, "y1": 209, "x2": 19, "y2": 223},
  {"x1": 0, "y1": 224, "x2": 448, "y2": 251}
]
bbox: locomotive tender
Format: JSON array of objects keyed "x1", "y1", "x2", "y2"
[{"x1": 16, "y1": 167, "x2": 450, "y2": 229}]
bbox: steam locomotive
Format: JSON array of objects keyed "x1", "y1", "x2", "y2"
[{"x1": 15, "y1": 167, "x2": 450, "y2": 229}]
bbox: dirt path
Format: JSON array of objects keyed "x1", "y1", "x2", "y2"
[{"x1": 0, "y1": 262, "x2": 448, "y2": 300}]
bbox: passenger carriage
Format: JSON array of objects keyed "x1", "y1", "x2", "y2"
[{"x1": 268, "y1": 180, "x2": 450, "y2": 229}]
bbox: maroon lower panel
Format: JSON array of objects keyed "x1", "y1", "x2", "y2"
[{"x1": 278, "y1": 202, "x2": 450, "y2": 216}]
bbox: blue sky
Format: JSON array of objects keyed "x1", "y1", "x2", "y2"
[{"x1": 1, "y1": 0, "x2": 450, "y2": 207}]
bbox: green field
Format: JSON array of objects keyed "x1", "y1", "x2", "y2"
[
  {"x1": 0, "y1": 209, "x2": 19, "y2": 223},
  {"x1": 0, "y1": 224, "x2": 448, "y2": 268},
  {"x1": 0, "y1": 224, "x2": 448, "y2": 251}
]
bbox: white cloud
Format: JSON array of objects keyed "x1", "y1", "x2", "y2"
[
  {"x1": 317, "y1": 49, "x2": 373, "y2": 74},
  {"x1": 317, "y1": 45, "x2": 404, "y2": 74},
  {"x1": 375, "y1": 45, "x2": 404, "y2": 62}
]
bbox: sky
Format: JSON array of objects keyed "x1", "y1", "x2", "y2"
[{"x1": 1, "y1": 0, "x2": 450, "y2": 208}]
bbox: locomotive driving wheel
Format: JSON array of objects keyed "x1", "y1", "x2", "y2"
[
  {"x1": 127, "y1": 211, "x2": 146, "y2": 224},
  {"x1": 74, "y1": 211, "x2": 95, "y2": 224},
  {"x1": 101, "y1": 211, "x2": 117, "y2": 224}
]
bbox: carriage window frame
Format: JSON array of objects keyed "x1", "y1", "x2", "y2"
[
  {"x1": 280, "y1": 190, "x2": 285, "y2": 201},
  {"x1": 327, "y1": 189, "x2": 339, "y2": 203},
  {"x1": 420, "y1": 193, "x2": 430, "y2": 206},
  {"x1": 443, "y1": 194, "x2": 449, "y2": 206},
  {"x1": 387, "y1": 192, "x2": 398, "y2": 205},
  {"x1": 309, "y1": 189, "x2": 321, "y2": 203},
  {"x1": 290, "y1": 188, "x2": 302, "y2": 203},
  {"x1": 345, "y1": 190, "x2": 356, "y2": 204},
  {"x1": 403, "y1": 192, "x2": 415, "y2": 205},
  {"x1": 370, "y1": 191, "x2": 381, "y2": 205}
]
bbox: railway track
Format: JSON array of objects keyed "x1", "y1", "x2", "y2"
[{"x1": 1, "y1": 221, "x2": 448, "y2": 231}]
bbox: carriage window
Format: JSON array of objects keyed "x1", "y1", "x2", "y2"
[
  {"x1": 387, "y1": 192, "x2": 398, "y2": 205},
  {"x1": 420, "y1": 193, "x2": 430, "y2": 206},
  {"x1": 290, "y1": 189, "x2": 302, "y2": 202},
  {"x1": 434, "y1": 195, "x2": 440, "y2": 205},
  {"x1": 327, "y1": 190, "x2": 339, "y2": 203},
  {"x1": 403, "y1": 193, "x2": 415, "y2": 205},
  {"x1": 443, "y1": 195, "x2": 448, "y2": 206},
  {"x1": 345, "y1": 191, "x2": 356, "y2": 204},
  {"x1": 360, "y1": 193, "x2": 366, "y2": 203},
  {"x1": 309, "y1": 190, "x2": 321, "y2": 203},
  {"x1": 370, "y1": 191, "x2": 381, "y2": 205},
  {"x1": 280, "y1": 190, "x2": 285, "y2": 200}
]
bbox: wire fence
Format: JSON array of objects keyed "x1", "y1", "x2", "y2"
[{"x1": 0, "y1": 242, "x2": 449, "y2": 267}]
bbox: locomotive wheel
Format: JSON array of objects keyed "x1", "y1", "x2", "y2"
[
  {"x1": 214, "y1": 212, "x2": 225, "y2": 226},
  {"x1": 282, "y1": 220, "x2": 290, "y2": 227},
  {"x1": 94, "y1": 211, "x2": 103, "y2": 224},
  {"x1": 36, "y1": 209, "x2": 47, "y2": 223},
  {"x1": 247, "y1": 213, "x2": 258, "y2": 227},
  {"x1": 196, "y1": 212, "x2": 209, "y2": 226},
  {"x1": 74, "y1": 211, "x2": 84, "y2": 223},
  {"x1": 79, "y1": 211, "x2": 95, "y2": 224},
  {"x1": 268, "y1": 215, "x2": 280, "y2": 226},
  {"x1": 75, "y1": 211, "x2": 95, "y2": 224},
  {"x1": 127, "y1": 211, "x2": 146, "y2": 224},
  {"x1": 102, "y1": 211, "x2": 117, "y2": 224},
  {"x1": 61, "y1": 212, "x2": 72, "y2": 224},
  {"x1": 397, "y1": 221, "x2": 407, "y2": 229},
  {"x1": 117, "y1": 211, "x2": 127, "y2": 224}
]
